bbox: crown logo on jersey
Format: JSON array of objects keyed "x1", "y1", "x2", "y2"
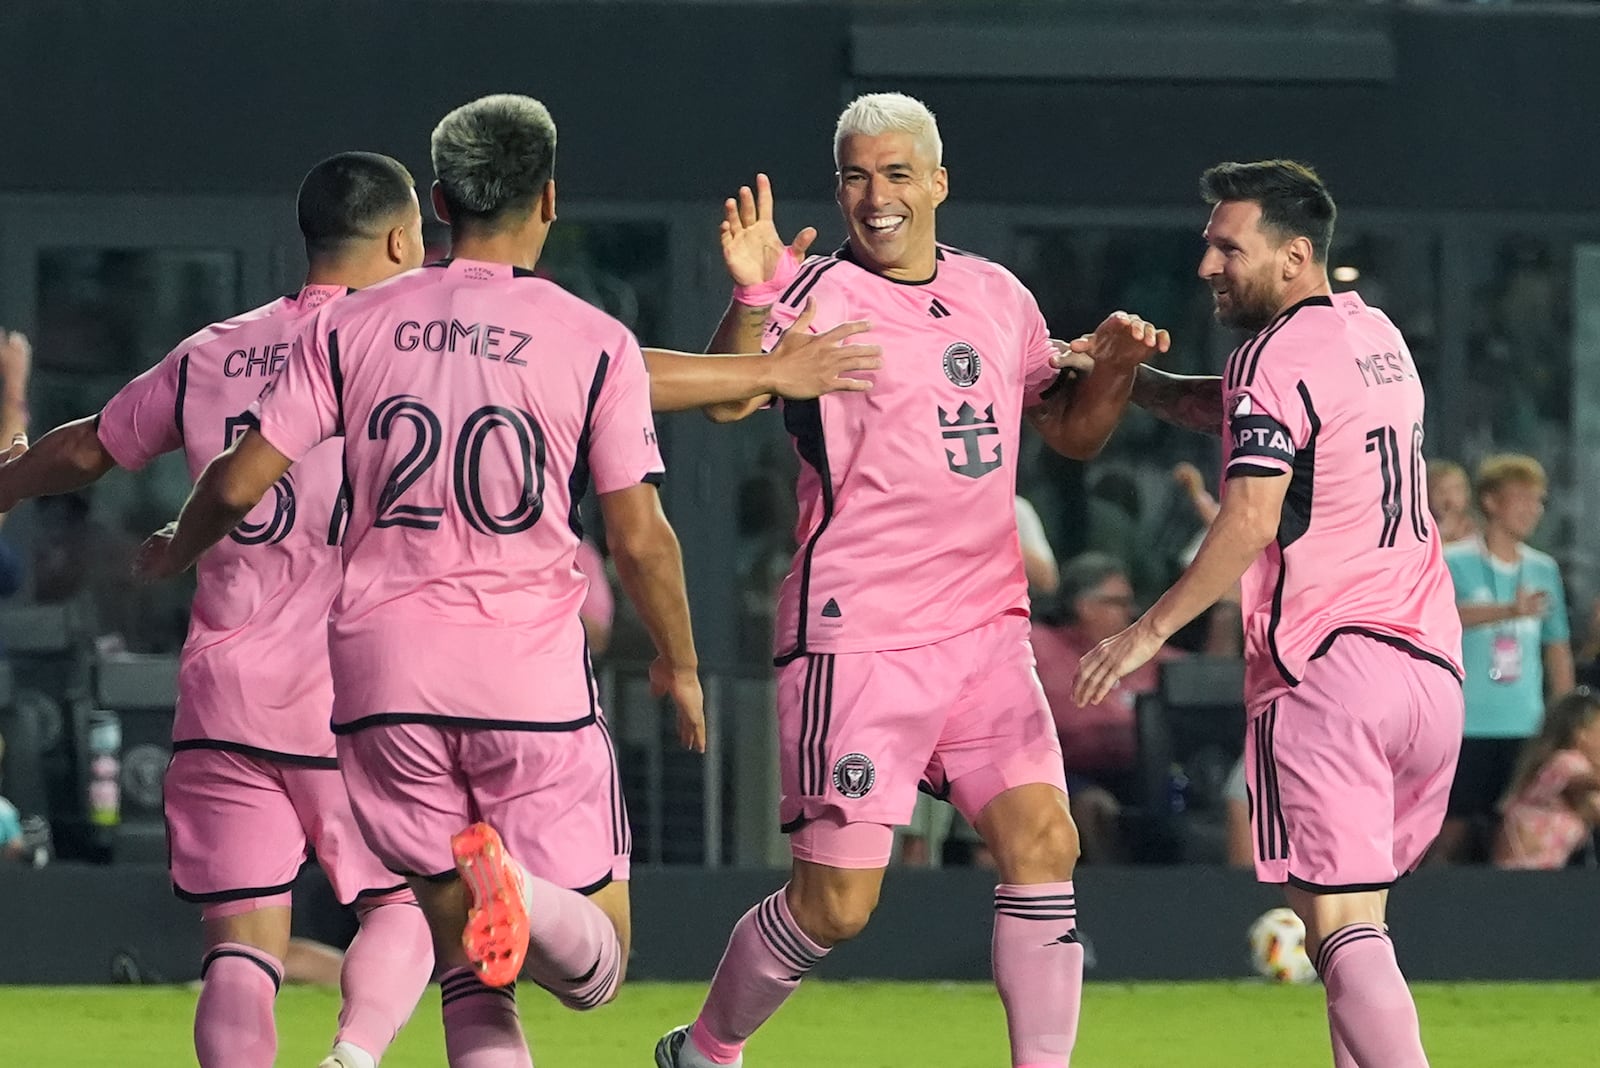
[
  {"x1": 942, "y1": 342, "x2": 982, "y2": 388},
  {"x1": 938, "y1": 402, "x2": 995, "y2": 428}
]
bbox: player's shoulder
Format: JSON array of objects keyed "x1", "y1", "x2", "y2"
[
  {"x1": 1520, "y1": 544, "x2": 1561, "y2": 573},
  {"x1": 166, "y1": 296, "x2": 289, "y2": 361},
  {"x1": 1442, "y1": 539, "x2": 1478, "y2": 566}
]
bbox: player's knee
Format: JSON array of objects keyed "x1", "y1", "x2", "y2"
[
  {"x1": 993, "y1": 804, "x2": 1080, "y2": 881},
  {"x1": 789, "y1": 881, "x2": 880, "y2": 946}
]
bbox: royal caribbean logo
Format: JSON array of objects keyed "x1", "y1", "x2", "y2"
[{"x1": 938, "y1": 401, "x2": 1002, "y2": 479}]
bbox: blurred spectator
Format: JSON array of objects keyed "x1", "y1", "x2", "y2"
[
  {"x1": 1171, "y1": 463, "x2": 1243, "y2": 658},
  {"x1": 1032, "y1": 552, "x2": 1180, "y2": 863},
  {"x1": 1492, "y1": 688, "x2": 1600, "y2": 870},
  {"x1": 575, "y1": 537, "x2": 615, "y2": 657},
  {"x1": 1427, "y1": 459, "x2": 1478, "y2": 545},
  {"x1": 1015, "y1": 495, "x2": 1059, "y2": 597},
  {"x1": 0, "y1": 733, "x2": 50, "y2": 866},
  {"x1": 1437, "y1": 455, "x2": 1574, "y2": 862}
]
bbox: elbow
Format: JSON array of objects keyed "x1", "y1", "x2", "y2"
[
  {"x1": 703, "y1": 402, "x2": 750, "y2": 425},
  {"x1": 609, "y1": 515, "x2": 679, "y2": 570}
]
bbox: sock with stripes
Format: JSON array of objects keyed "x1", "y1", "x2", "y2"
[
  {"x1": 993, "y1": 882, "x2": 1082, "y2": 1068},
  {"x1": 439, "y1": 966, "x2": 533, "y2": 1068},
  {"x1": 1317, "y1": 923, "x2": 1428, "y2": 1068},
  {"x1": 689, "y1": 886, "x2": 829, "y2": 1064},
  {"x1": 515, "y1": 867, "x2": 624, "y2": 1011},
  {"x1": 194, "y1": 942, "x2": 282, "y2": 1068}
]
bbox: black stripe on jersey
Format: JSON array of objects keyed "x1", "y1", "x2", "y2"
[
  {"x1": 928, "y1": 298, "x2": 951, "y2": 319},
  {"x1": 1263, "y1": 704, "x2": 1289, "y2": 861},
  {"x1": 567, "y1": 351, "x2": 611, "y2": 537},
  {"x1": 799, "y1": 656, "x2": 818, "y2": 794},
  {"x1": 174, "y1": 353, "x2": 191, "y2": 441},
  {"x1": 1265, "y1": 382, "x2": 1321, "y2": 687},
  {"x1": 1222, "y1": 342, "x2": 1248, "y2": 392},
  {"x1": 788, "y1": 260, "x2": 843, "y2": 308},
  {"x1": 779, "y1": 258, "x2": 838, "y2": 307},
  {"x1": 775, "y1": 399, "x2": 835, "y2": 666},
  {"x1": 936, "y1": 242, "x2": 987, "y2": 261},
  {"x1": 1310, "y1": 626, "x2": 1464, "y2": 683},
  {"x1": 171, "y1": 738, "x2": 339, "y2": 770},
  {"x1": 327, "y1": 329, "x2": 347, "y2": 435},
  {"x1": 1240, "y1": 295, "x2": 1332, "y2": 389}
]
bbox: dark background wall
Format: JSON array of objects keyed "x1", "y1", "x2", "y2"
[{"x1": 3, "y1": 1, "x2": 1599, "y2": 213}]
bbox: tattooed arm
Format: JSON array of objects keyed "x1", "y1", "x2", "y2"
[{"x1": 1131, "y1": 366, "x2": 1224, "y2": 436}]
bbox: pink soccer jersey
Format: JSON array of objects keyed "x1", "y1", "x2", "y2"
[
  {"x1": 97, "y1": 285, "x2": 350, "y2": 760},
  {"x1": 1220, "y1": 291, "x2": 1465, "y2": 713},
  {"x1": 761, "y1": 243, "x2": 1060, "y2": 662},
  {"x1": 255, "y1": 259, "x2": 663, "y2": 729}
]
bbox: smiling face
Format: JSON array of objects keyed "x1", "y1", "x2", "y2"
[
  {"x1": 835, "y1": 131, "x2": 947, "y2": 282},
  {"x1": 1198, "y1": 199, "x2": 1294, "y2": 333}
]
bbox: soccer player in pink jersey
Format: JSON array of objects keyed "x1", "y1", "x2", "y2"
[
  {"x1": 0, "y1": 153, "x2": 435, "y2": 1068},
  {"x1": 1074, "y1": 160, "x2": 1465, "y2": 1068},
  {"x1": 130, "y1": 94, "x2": 752, "y2": 1068},
  {"x1": 655, "y1": 93, "x2": 1165, "y2": 1068}
]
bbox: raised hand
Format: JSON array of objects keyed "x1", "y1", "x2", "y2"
[
  {"x1": 766, "y1": 299, "x2": 882, "y2": 399},
  {"x1": 721, "y1": 173, "x2": 818, "y2": 287}
]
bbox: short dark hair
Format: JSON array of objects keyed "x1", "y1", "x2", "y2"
[
  {"x1": 1199, "y1": 159, "x2": 1337, "y2": 263},
  {"x1": 296, "y1": 152, "x2": 416, "y2": 258},
  {"x1": 431, "y1": 94, "x2": 557, "y2": 230}
]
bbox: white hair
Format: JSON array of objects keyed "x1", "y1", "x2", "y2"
[{"x1": 833, "y1": 93, "x2": 942, "y2": 169}]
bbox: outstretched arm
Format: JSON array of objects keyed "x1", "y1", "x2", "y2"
[
  {"x1": 134, "y1": 430, "x2": 291, "y2": 580},
  {"x1": 1131, "y1": 366, "x2": 1224, "y2": 436},
  {"x1": 644, "y1": 305, "x2": 878, "y2": 414},
  {"x1": 1027, "y1": 313, "x2": 1168, "y2": 460},
  {"x1": 0, "y1": 417, "x2": 117, "y2": 513}
]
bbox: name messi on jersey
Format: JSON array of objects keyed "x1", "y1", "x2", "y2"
[
  {"x1": 393, "y1": 319, "x2": 531, "y2": 366},
  {"x1": 1355, "y1": 351, "x2": 1416, "y2": 388}
]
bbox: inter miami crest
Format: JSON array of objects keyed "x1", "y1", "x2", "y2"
[
  {"x1": 832, "y1": 753, "x2": 876, "y2": 799},
  {"x1": 942, "y1": 342, "x2": 982, "y2": 387}
]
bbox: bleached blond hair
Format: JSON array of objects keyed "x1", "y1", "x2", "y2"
[{"x1": 833, "y1": 93, "x2": 943, "y2": 169}]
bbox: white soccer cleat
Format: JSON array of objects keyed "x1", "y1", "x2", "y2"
[
  {"x1": 655, "y1": 1024, "x2": 740, "y2": 1068},
  {"x1": 318, "y1": 1041, "x2": 377, "y2": 1068}
]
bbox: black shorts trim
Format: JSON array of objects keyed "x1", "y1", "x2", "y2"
[
  {"x1": 1285, "y1": 873, "x2": 1396, "y2": 894},
  {"x1": 352, "y1": 882, "x2": 411, "y2": 901},
  {"x1": 779, "y1": 815, "x2": 810, "y2": 835},
  {"x1": 332, "y1": 710, "x2": 597, "y2": 735},
  {"x1": 173, "y1": 877, "x2": 299, "y2": 904},
  {"x1": 171, "y1": 739, "x2": 339, "y2": 770},
  {"x1": 573, "y1": 872, "x2": 614, "y2": 896},
  {"x1": 1310, "y1": 626, "x2": 1464, "y2": 683},
  {"x1": 398, "y1": 867, "x2": 460, "y2": 884}
]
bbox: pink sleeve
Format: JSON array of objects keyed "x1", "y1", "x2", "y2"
[
  {"x1": 96, "y1": 351, "x2": 185, "y2": 470},
  {"x1": 588, "y1": 332, "x2": 665, "y2": 494},
  {"x1": 1017, "y1": 285, "x2": 1061, "y2": 406},
  {"x1": 759, "y1": 258, "x2": 845, "y2": 354},
  {"x1": 575, "y1": 539, "x2": 615, "y2": 630},
  {"x1": 1224, "y1": 348, "x2": 1313, "y2": 479},
  {"x1": 253, "y1": 316, "x2": 341, "y2": 463}
]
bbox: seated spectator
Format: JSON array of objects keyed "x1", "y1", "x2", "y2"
[
  {"x1": 1437, "y1": 454, "x2": 1574, "y2": 862},
  {"x1": 1033, "y1": 552, "x2": 1179, "y2": 862},
  {"x1": 1427, "y1": 458, "x2": 1479, "y2": 545},
  {"x1": 1493, "y1": 688, "x2": 1600, "y2": 869}
]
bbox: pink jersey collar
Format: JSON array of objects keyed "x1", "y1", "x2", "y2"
[
  {"x1": 291, "y1": 284, "x2": 350, "y2": 313},
  {"x1": 428, "y1": 257, "x2": 540, "y2": 281}
]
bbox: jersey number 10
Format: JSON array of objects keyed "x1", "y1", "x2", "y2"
[{"x1": 1364, "y1": 422, "x2": 1428, "y2": 548}]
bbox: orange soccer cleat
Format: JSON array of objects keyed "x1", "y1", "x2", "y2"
[{"x1": 450, "y1": 822, "x2": 531, "y2": 987}]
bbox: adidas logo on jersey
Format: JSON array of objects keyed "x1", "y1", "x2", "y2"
[
  {"x1": 928, "y1": 298, "x2": 951, "y2": 319},
  {"x1": 821, "y1": 598, "x2": 843, "y2": 619}
]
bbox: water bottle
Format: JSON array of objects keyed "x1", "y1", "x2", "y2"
[{"x1": 86, "y1": 711, "x2": 122, "y2": 828}]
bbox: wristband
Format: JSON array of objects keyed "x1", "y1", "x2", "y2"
[{"x1": 732, "y1": 247, "x2": 803, "y2": 307}]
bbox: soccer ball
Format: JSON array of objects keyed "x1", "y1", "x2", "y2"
[{"x1": 1247, "y1": 907, "x2": 1317, "y2": 984}]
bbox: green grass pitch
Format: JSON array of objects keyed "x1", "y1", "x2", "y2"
[{"x1": 1, "y1": 981, "x2": 1595, "y2": 1066}]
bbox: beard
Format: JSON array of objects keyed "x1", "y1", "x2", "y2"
[{"x1": 1213, "y1": 281, "x2": 1280, "y2": 333}]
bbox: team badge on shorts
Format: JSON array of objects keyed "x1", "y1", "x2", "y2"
[
  {"x1": 942, "y1": 342, "x2": 982, "y2": 387},
  {"x1": 832, "y1": 753, "x2": 876, "y2": 798}
]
